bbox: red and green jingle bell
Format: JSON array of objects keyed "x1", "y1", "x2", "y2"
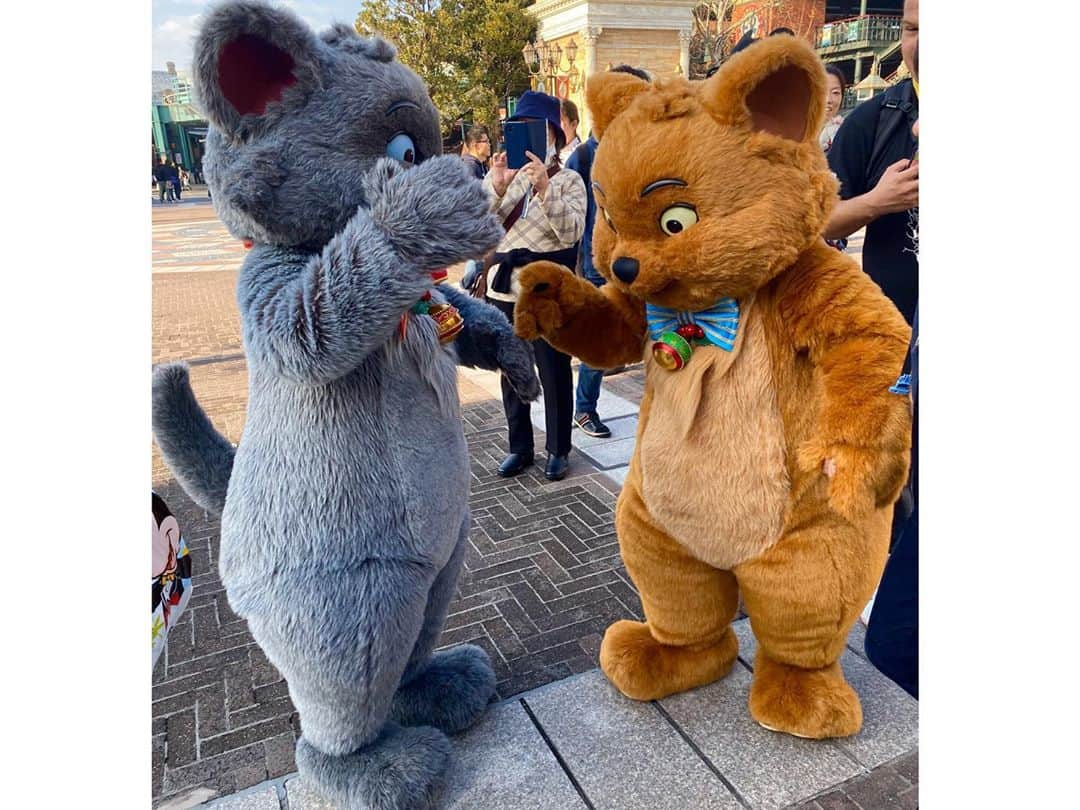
[
  {"x1": 652, "y1": 324, "x2": 705, "y2": 371},
  {"x1": 652, "y1": 330, "x2": 694, "y2": 371}
]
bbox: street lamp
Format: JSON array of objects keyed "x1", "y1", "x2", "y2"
[
  {"x1": 564, "y1": 39, "x2": 578, "y2": 66},
  {"x1": 522, "y1": 35, "x2": 580, "y2": 93},
  {"x1": 522, "y1": 40, "x2": 540, "y2": 77}
]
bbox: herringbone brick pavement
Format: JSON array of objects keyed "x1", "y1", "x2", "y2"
[{"x1": 152, "y1": 380, "x2": 643, "y2": 805}]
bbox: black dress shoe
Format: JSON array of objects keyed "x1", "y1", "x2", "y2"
[
  {"x1": 498, "y1": 452, "x2": 534, "y2": 477},
  {"x1": 544, "y1": 454, "x2": 569, "y2": 481}
]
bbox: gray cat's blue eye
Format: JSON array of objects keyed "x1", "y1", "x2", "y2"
[{"x1": 386, "y1": 133, "x2": 417, "y2": 165}]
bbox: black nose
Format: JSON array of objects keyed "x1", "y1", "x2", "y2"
[{"x1": 612, "y1": 257, "x2": 640, "y2": 284}]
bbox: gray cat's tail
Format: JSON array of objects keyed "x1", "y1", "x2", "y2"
[{"x1": 152, "y1": 362, "x2": 235, "y2": 516}]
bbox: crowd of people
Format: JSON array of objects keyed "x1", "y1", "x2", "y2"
[
  {"x1": 153, "y1": 157, "x2": 188, "y2": 203},
  {"x1": 456, "y1": 0, "x2": 919, "y2": 697},
  {"x1": 152, "y1": 157, "x2": 206, "y2": 203}
]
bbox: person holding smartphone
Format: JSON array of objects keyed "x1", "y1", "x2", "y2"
[
  {"x1": 823, "y1": 0, "x2": 919, "y2": 325},
  {"x1": 481, "y1": 91, "x2": 587, "y2": 481},
  {"x1": 866, "y1": 50, "x2": 920, "y2": 703}
]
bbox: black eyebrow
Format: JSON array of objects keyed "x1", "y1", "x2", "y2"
[
  {"x1": 386, "y1": 99, "x2": 421, "y2": 116},
  {"x1": 641, "y1": 178, "x2": 688, "y2": 197}
]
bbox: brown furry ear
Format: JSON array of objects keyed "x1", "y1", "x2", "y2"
[
  {"x1": 700, "y1": 35, "x2": 826, "y2": 144},
  {"x1": 585, "y1": 70, "x2": 651, "y2": 139}
]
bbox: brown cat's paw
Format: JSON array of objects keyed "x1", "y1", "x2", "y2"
[{"x1": 514, "y1": 261, "x2": 583, "y2": 340}]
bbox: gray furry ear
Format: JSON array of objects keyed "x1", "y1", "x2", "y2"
[
  {"x1": 193, "y1": 0, "x2": 324, "y2": 138},
  {"x1": 321, "y1": 24, "x2": 397, "y2": 62},
  {"x1": 319, "y1": 23, "x2": 358, "y2": 47},
  {"x1": 364, "y1": 37, "x2": 398, "y2": 63}
]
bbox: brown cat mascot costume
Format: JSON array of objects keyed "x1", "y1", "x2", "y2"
[{"x1": 514, "y1": 36, "x2": 912, "y2": 739}]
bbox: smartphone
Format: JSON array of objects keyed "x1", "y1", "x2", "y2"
[{"x1": 503, "y1": 120, "x2": 547, "y2": 170}]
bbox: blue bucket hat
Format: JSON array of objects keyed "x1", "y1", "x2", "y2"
[{"x1": 508, "y1": 90, "x2": 564, "y2": 142}]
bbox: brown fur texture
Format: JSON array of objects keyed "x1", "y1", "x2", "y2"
[{"x1": 514, "y1": 36, "x2": 912, "y2": 739}]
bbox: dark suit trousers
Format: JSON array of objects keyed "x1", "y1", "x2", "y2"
[{"x1": 490, "y1": 298, "x2": 573, "y2": 457}]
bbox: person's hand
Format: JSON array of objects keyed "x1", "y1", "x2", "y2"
[
  {"x1": 870, "y1": 157, "x2": 919, "y2": 215},
  {"x1": 520, "y1": 151, "x2": 550, "y2": 198},
  {"x1": 490, "y1": 152, "x2": 517, "y2": 197}
]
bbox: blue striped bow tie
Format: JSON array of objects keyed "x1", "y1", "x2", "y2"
[{"x1": 645, "y1": 298, "x2": 740, "y2": 351}]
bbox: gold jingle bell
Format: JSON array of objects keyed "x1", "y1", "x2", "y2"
[{"x1": 428, "y1": 302, "x2": 464, "y2": 345}]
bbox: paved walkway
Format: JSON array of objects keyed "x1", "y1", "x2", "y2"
[
  {"x1": 150, "y1": 201, "x2": 910, "y2": 809},
  {"x1": 198, "y1": 619, "x2": 917, "y2": 810},
  {"x1": 153, "y1": 381, "x2": 655, "y2": 804}
]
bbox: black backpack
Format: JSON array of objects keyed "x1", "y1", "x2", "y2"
[{"x1": 866, "y1": 79, "x2": 918, "y2": 189}]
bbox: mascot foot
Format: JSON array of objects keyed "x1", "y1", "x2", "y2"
[
  {"x1": 296, "y1": 724, "x2": 450, "y2": 810},
  {"x1": 599, "y1": 620, "x2": 738, "y2": 701},
  {"x1": 391, "y1": 645, "x2": 496, "y2": 735},
  {"x1": 749, "y1": 652, "x2": 862, "y2": 739}
]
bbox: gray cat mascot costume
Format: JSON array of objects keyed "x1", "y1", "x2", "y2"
[{"x1": 151, "y1": 2, "x2": 542, "y2": 807}]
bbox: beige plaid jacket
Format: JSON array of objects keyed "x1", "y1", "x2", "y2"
[{"x1": 482, "y1": 164, "x2": 587, "y2": 302}]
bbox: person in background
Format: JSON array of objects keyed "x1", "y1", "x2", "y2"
[
  {"x1": 821, "y1": 64, "x2": 850, "y2": 252},
  {"x1": 461, "y1": 125, "x2": 491, "y2": 181},
  {"x1": 819, "y1": 64, "x2": 847, "y2": 154},
  {"x1": 154, "y1": 158, "x2": 172, "y2": 203},
  {"x1": 482, "y1": 91, "x2": 587, "y2": 481},
  {"x1": 169, "y1": 161, "x2": 182, "y2": 201},
  {"x1": 559, "y1": 98, "x2": 581, "y2": 163},
  {"x1": 565, "y1": 64, "x2": 651, "y2": 440},
  {"x1": 824, "y1": 0, "x2": 919, "y2": 324},
  {"x1": 865, "y1": 43, "x2": 919, "y2": 700}
]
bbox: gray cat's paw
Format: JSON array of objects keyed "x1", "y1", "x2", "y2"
[
  {"x1": 296, "y1": 725, "x2": 450, "y2": 810},
  {"x1": 391, "y1": 645, "x2": 496, "y2": 735},
  {"x1": 497, "y1": 334, "x2": 541, "y2": 402},
  {"x1": 365, "y1": 156, "x2": 502, "y2": 271},
  {"x1": 360, "y1": 156, "x2": 409, "y2": 204}
]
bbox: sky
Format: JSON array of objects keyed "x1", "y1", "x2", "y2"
[{"x1": 152, "y1": 0, "x2": 367, "y2": 73}]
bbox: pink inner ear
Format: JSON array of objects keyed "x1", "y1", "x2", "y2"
[
  {"x1": 745, "y1": 65, "x2": 811, "y2": 142},
  {"x1": 218, "y1": 34, "x2": 298, "y2": 116}
]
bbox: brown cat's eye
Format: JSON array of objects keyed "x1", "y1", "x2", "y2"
[{"x1": 658, "y1": 204, "x2": 698, "y2": 236}]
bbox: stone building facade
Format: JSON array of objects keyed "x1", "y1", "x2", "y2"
[{"x1": 526, "y1": 0, "x2": 698, "y2": 135}]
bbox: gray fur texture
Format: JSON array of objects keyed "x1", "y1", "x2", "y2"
[
  {"x1": 151, "y1": 363, "x2": 235, "y2": 515},
  {"x1": 442, "y1": 285, "x2": 540, "y2": 401},
  {"x1": 152, "y1": 3, "x2": 541, "y2": 806}
]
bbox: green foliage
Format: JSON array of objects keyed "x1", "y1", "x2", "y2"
[{"x1": 356, "y1": 0, "x2": 537, "y2": 135}]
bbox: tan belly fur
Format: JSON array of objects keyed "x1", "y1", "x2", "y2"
[{"x1": 637, "y1": 300, "x2": 789, "y2": 570}]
